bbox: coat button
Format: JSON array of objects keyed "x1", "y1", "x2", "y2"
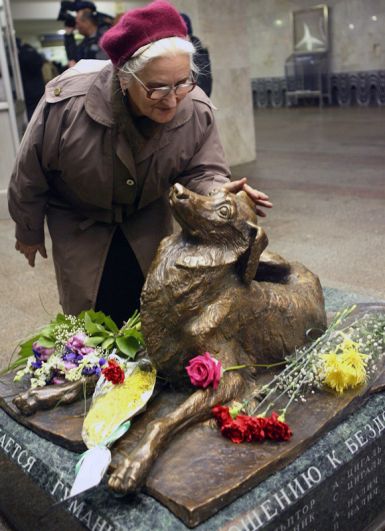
[
  {"x1": 126, "y1": 179, "x2": 135, "y2": 186},
  {"x1": 54, "y1": 87, "x2": 61, "y2": 96}
]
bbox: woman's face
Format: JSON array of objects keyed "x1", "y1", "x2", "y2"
[{"x1": 122, "y1": 54, "x2": 191, "y2": 124}]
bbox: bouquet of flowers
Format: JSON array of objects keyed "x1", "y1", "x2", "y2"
[
  {"x1": 185, "y1": 306, "x2": 385, "y2": 444},
  {"x1": 8, "y1": 310, "x2": 143, "y2": 389},
  {"x1": 70, "y1": 354, "x2": 157, "y2": 497}
]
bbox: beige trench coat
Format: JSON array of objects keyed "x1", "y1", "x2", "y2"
[{"x1": 8, "y1": 60, "x2": 231, "y2": 314}]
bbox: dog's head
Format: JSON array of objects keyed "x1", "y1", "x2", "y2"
[{"x1": 169, "y1": 183, "x2": 268, "y2": 283}]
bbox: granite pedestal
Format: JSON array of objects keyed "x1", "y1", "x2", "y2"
[{"x1": 1, "y1": 391, "x2": 385, "y2": 531}]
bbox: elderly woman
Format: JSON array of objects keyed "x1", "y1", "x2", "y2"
[{"x1": 8, "y1": 0, "x2": 271, "y2": 326}]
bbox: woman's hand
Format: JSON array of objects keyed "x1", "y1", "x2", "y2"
[
  {"x1": 222, "y1": 177, "x2": 273, "y2": 217},
  {"x1": 15, "y1": 240, "x2": 47, "y2": 267}
]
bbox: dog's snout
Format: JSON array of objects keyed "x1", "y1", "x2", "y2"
[{"x1": 173, "y1": 183, "x2": 189, "y2": 200}]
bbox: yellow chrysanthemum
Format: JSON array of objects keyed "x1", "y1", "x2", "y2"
[
  {"x1": 338, "y1": 335, "x2": 368, "y2": 386},
  {"x1": 320, "y1": 336, "x2": 368, "y2": 393},
  {"x1": 341, "y1": 350, "x2": 367, "y2": 385},
  {"x1": 321, "y1": 353, "x2": 354, "y2": 394}
]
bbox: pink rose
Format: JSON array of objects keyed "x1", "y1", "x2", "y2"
[{"x1": 186, "y1": 352, "x2": 223, "y2": 390}]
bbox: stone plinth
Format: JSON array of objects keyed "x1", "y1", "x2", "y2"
[{"x1": 1, "y1": 392, "x2": 385, "y2": 530}]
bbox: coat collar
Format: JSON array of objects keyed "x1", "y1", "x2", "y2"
[{"x1": 84, "y1": 63, "x2": 115, "y2": 127}]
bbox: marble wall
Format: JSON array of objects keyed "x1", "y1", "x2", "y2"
[
  {"x1": 248, "y1": 0, "x2": 385, "y2": 77},
  {"x1": 174, "y1": 0, "x2": 256, "y2": 166}
]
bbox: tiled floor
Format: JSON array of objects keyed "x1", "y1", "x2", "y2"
[{"x1": 233, "y1": 106, "x2": 385, "y2": 300}]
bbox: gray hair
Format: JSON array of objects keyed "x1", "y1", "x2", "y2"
[{"x1": 118, "y1": 36, "x2": 198, "y2": 83}]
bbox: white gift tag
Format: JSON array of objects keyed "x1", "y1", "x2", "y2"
[{"x1": 70, "y1": 446, "x2": 111, "y2": 498}]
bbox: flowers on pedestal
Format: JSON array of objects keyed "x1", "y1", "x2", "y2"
[
  {"x1": 212, "y1": 405, "x2": 292, "y2": 444},
  {"x1": 11, "y1": 310, "x2": 143, "y2": 388},
  {"x1": 185, "y1": 307, "x2": 385, "y2": 445}
]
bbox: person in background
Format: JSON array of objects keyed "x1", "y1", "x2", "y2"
[
  {"x1": 64, "y1": 7, "x2": 108, "y2": 65},
  {"x1": 180, "y1": 12, "x2": 212, "y2": 97},
  {"x1": 16, "y1": 38, "x2": 45, "y2": 120},
  {"x1": 8, "y1": 0, "x2": 272, "y2": 327},
  {"x1": 41, "y1": 56, "x2": 59, "y2": 84}
]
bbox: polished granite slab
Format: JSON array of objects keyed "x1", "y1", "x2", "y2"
[{"x1": 1, "y1": 390, "x2": 385, "y2": 531}]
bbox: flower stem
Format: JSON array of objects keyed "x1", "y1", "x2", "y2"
[{"x1": 224, "y1": 361, "x2": 286, "y2": 372}]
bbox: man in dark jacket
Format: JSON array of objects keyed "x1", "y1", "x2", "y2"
[
  {"x1": 17, "y1": 39, "x2": 45, "y2": 120},
  {"x1": 64, "y1": 7, "x2": 108, "y2": 63},
  {"x1": 181, "y1": 13, "x2": 212, "y2": 97}
]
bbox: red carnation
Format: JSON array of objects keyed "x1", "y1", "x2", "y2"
[
  {"x1": 102, "y1": 359, "x2": 125, "y2": 385},
  {"x1": 212, "y1": 405, "x2": 232, "y2": 426},
  {"x1": 221, "y1": 417, "x2": 250, "y2": 444},
  {"x1": 220, "y1": 414, "x2": 266, "y2": 444},
  {"x1": 264, "y1": 412, "x2": 293, "y2": 441},
  {"x1": 246, "y1": 416, "x2": 267, "y2": 442},
  {"x1": 213, "y1": 406, "x2": 292, "y2": 444}
]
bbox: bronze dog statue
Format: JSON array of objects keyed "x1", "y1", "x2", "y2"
[
  {"x1": 107, "y1": 184, "x2": 326, "y2": 493},
  {"x1": 13, "y1": 184, "x2": 326, "y2": 494}
]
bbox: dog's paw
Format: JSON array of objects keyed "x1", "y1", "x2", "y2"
[
  {"x1": 108, "y1": 460, "x2": 143, "y2": 494},
  {"x1": 108, "y1": 445, "x2": 154, "y2": 494},
  {"x1": 13, "y1": 392, "x2": 38, "y2": 416}
]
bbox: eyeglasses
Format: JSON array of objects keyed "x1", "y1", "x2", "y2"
[{"x1": 130, "y1": 71, "x2": 196, "y2": 100}]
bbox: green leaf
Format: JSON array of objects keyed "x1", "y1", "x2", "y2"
[
  {"x1": 17, "y1": 335, "x2": 40, "y2": 358},
  {"x1": 94, "y1": 324, "x2": 109, "y2": 336},
  {"x1": 36, "y1": 337, "x2": 55, "y2": 348},
  {"x1": 84, "y1": 336, "x2": 105, "y2": 347},
  {"x1": 56, "y1": 313, "x2": 71, "y2": 323},
  {"x1": 2, "y1": 357, "x2": 29, "y2": 374},
  {"x1": 101, "y1": 337, "x2": 115, "y2": 350},
  {"x1": 121, "y1": 329, "x2": 144, "y2": 345},
  {"x1": 84, "y1": 312, "x2": 100, "y2": 335},
  {"x1": 85, "y1": 310, "x2": 108, "y2": 325},
  {"x1": 39, "y1": 325, "x2": 56, "y2": 337},
  {"x1": 103, "y1": 316, "x2": 119, "y2": 334},
  {"x1": 116, "y1": 336, "x2": 141, "y2": 359}
]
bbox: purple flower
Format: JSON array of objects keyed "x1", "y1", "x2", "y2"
[
  {"x1": 63, "y1": 351, "x2": 77, "y2": 362},
  {"x1": 65, "y1": 334, "x2": 95, "y2": 358},
  {"x1": 32, "y1": 342, "x2": 55, "y2": 362},
  {"x1": 63, "y1": 360, "x2": 78, "y2": 370},
  {"x1": 66, "y1": 332, "x2": 87, "y2": 351},
  {"x1": 31, "y1": 360, "x2": 43, "y2": 370},
  {"x1": 79, "y1": 346, "x2": 95, "y2": 356},
  {"x1": 52, "y1": 376, "x2": 66, "y2": 385},
  {"x1": 82, "y1": 366, "x2": 101, "y2": 376},
  {"x1": 99, "y1": 358, "x2": 106, "y2": 366}
]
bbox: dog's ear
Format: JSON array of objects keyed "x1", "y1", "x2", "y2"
[{"x1": 237, "y1": 222, "x2": 268, "y2": 284}]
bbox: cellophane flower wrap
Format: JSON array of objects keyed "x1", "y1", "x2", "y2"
[{"x1": 82, "y1": 354, "x2": 156, "y2": 448}]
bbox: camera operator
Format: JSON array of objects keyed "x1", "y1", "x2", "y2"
[{"x1": 63, "y1": 3, "x2": 110, "y2": 64}]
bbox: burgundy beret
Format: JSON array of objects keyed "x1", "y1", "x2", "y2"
[{"x1": 101, "y1": 0, "x2": 188, "y2": 67}]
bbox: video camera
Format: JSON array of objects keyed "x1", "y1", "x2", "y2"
[{"x1": 57, "y1": 1, "x2": 113, "y2": 29}]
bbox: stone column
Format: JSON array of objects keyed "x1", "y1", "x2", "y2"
[{"x1": 173, "y1": 0, "x2": 256, "y2": 166}]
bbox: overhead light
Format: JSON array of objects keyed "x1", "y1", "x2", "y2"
[
  {"x1": 371, "y1": 15, "x2": 377, "y2": 21},
  {"x1": 274, "y1": 19, "x2": 283, "y2": 27},
  {"x1": 348, "y1": 23, "x2": 355, "y2": 30}
]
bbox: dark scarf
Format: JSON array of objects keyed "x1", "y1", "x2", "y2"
[{"x1": 110, "y1": 74, "x2": 159, "y2": 156}]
